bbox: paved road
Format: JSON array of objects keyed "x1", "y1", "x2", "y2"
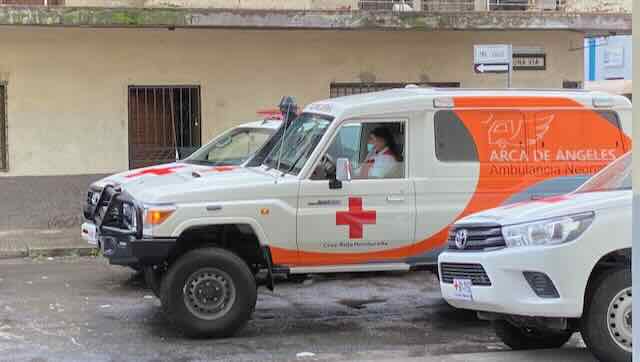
[{"x1": 0, "y1": 257, "x2": 596, "y2": 362}]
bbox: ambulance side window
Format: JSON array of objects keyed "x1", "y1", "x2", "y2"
[
  {"x1": 311, "y1": 121, "x2": 405, "y2": 180},
  {"x1": 434, "y1": 110, "x2": 478, "y2": 162}
]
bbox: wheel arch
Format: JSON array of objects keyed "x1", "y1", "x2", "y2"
[{"x1": 583, "y1": 248, "x2": 631, "y2": 311}]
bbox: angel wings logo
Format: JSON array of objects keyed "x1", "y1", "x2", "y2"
[{"x1": 483, "y1": 114, "x2": 554, "y2": 148}]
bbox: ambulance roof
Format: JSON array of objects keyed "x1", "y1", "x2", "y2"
[{"x1": 303, "y1": 87, "x2": 631, "y2": 120}]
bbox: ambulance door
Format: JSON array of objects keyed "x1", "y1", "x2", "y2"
[
  {"x1": 296, "y1": 119, "x2": 415, "y2": 268},
  {"x1": 413, "y1": 108, "x2": 528, "y2": 263}
]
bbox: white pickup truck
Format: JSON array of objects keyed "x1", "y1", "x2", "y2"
[
  {"x1": 439, "y1": 152, "x2": 632, "y2": 362},
  {"x1": 84, "y1": 88, "x2": 631, "y2": 338}
]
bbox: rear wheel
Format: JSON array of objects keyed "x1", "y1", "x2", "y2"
[
  {"x1": 160, "y1": 247, "x2": 257, "y2": 338},
  {"x1": 493, "y1": 320, "x2": 573, "y2": 350},
  {"x1": 581, "y1": 268, "x2": 631, "y2": 362}
]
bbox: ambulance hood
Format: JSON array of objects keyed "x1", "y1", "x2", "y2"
[{"x1": 91, "y1": 162, "x2": 280, "y2": 203}]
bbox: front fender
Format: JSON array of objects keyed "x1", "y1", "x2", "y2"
[{"x1": 171, "y1": 217, "x2": 270, "y2": 245}]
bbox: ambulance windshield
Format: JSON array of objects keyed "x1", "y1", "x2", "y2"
[
  {"x1": 576, "y1": 152, "x2": 631, "y2": 193},
  {"x1": 185, "y1": 127, "x2": 275, "y2": 166},
  {"x1": 263, "y1": 113, "x2": 333, "y2": 175}
]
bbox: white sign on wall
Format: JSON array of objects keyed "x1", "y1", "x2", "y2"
[
  {"x1": 603, "y1": 46, "x2": 624, "y2": 68},
  {"x1": 474, "y1": 44, "x2": 512, "y2": 65}
]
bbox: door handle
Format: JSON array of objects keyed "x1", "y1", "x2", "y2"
[{"x1": 386, "y1": 196, "x2": 405, "y2": 202}]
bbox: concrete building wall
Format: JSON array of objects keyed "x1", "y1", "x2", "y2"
[
  {"x1": 64, "y1": 0, "x2": 358, "y2": 10},
  {"x1": 62, "y1": 0, "x2": 632, "y2": 12},
  {"x1": 0, "y1": 27, "x2": 583, "y2": 177}
]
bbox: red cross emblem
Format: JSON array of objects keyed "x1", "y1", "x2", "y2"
[
  {"x1": 336, "y1": 197, "x2": 376, "y2": 239},
  {"x1": 125, "y1": 165, "x2": 185, "y2": 178}
]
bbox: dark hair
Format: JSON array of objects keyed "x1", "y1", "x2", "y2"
[{"x1": 370, "y1": 127, "x2": 402, "y2": 161}]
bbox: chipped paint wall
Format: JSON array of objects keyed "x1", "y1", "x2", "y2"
[{"x1": 0, "y1": 27, "x2": 583, "y2": 176}]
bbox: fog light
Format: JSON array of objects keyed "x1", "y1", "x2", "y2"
[{"x1": 523, "y1": 271, "x2": 559, "y2": 298}]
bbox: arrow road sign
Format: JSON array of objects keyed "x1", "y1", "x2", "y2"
[{"x1": 474, "y1": 63, "x2": 510, "y2": 74}]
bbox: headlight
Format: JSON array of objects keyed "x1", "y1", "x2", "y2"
[
  {"x1": 502, "y1": 212, "x2": 595, "y2": 247},
  {"x1": 122, "y1": 203, "x2": 137, "y2": 231},
  {"x1": 142, "y1": 204, "x2": 176, "y2": 237}
]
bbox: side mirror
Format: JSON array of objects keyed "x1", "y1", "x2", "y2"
[{"x1": 335, "y1": 158, "x2": 352, "y2": 182}]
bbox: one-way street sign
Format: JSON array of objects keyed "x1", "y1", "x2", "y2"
[{"x1": 474, "y1": 63, "x2": 510, "y2": 74}]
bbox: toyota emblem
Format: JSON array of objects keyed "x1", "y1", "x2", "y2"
[{"x1": 454, "y1": 229, "x2": 469, "y2": 249}]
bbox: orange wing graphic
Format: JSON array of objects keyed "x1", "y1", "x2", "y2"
[{"x1": 528, "y1": 114, "x2": 554, "y2": 145}]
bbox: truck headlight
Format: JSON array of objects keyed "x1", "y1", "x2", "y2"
[
  {"x1": 142, "y1": 204, "x2": 176, "y2": 237},
  {"x1": 122, "y1": 203, "x2": 137, "y2": 231},
  {"x1": 502, "y1": 212, "x2": 595, "y2": 247}
]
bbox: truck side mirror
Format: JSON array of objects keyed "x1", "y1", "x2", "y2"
[{"x1": 336, "y1": 158, "x2": 352, "y2": 182}]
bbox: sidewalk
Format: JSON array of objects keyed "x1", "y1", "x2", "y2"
[{"x1": 0, "y1": 227, "x2": 95, "y2": 258}]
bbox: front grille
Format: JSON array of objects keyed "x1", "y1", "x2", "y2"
[
  {"x1": 440, "y1": 263, "x2": 491, "y2": 286},
  {"x1": 448, "y1": 224, "x2": 506, "y2": 251}
]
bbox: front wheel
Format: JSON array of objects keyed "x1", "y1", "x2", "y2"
[
  {"x1": 581, "y1": 268, "x2": 632, "y2": 362},
  {"x1": 493, "y1": 320, "x2": 573, "y2": 350},
  {"x1": 160, "y1": 247, "x2": 257, "y2": 338}
]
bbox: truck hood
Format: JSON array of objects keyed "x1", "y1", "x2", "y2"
[
  {"x1": 90, "y1": 162, "x2": 278, "y2": 202},
  {"x1": 456, "y1": 190, "x2": 631, "y2": 226}
]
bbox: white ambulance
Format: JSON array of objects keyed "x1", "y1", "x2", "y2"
[
  {"x1": 85, "y1": 87, "x2": 631, "y2": 337},
  {"x1": 438, "y1": 152, "x2": 631, "y2": 362},
  {"x1": 82, "y1": 117, "x2": 281, "y2": 266}
]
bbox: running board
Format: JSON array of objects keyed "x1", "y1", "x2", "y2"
[{"x1": 289, "y1": 263, "x2": 410, "y2": 274}]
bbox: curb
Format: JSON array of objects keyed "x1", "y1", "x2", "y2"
[{"x1": 28, "y1": 246, "x2": 97, "y2": 258}]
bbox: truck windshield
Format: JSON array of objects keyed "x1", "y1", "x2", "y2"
[
  {"x1": 184, "y1": 127, "x2": 275, "y2": 166},
  {"x1": 263, "y1": 113, "x2": 333, "y2": 175},
  {"x1": 576, "y1": 152, "x2": 631, "y2": 193}
]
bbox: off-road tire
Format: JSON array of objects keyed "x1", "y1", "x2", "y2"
[
  {"x1": 143, "y1": 266, "x2": 162, "y2": 298},
  {"x1": 493, "y1": 320, "x2": 573, "y2": 350},
  {"x1": 160, "y1": 247, "x2": 257, "y2": 338},
  {"x1": 581, "y1": 268, "x2": 632, "y2": 362}
]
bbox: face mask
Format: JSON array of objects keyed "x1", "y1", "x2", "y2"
[{"x1": 367, "y1": 144, "x2": 374, "y2": 153}]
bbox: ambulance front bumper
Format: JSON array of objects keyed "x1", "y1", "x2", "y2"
[
  {"x1": 437, "y1": 245, "x2": 587, "y2": 318},
  {"x1": 84, "y1": 185, "x2": 176, "y2": 266}
]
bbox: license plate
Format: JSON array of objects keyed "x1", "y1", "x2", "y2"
[
  {"x1": 81, "y1": 222, "x2": 98, "y2": 245},
  {"x1": 452, "y1": 279, "x2": 473, "y2": 301}
]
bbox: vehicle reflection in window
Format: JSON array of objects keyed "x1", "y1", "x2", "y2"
[
  {"x1": 575, "y1": 152, "x2": 631, "y2": 193},
  {"x1": 185, "y1": 128, "x2": 273, "y2": 166}
]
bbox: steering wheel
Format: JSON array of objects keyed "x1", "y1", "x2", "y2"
[{"x1": 322, "y1": 154, "x2": 336, "y2": 176}]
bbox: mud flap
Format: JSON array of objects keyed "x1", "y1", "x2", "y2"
[{"x1": 262, "y1": 246, "x2": 275, "y2": 291}]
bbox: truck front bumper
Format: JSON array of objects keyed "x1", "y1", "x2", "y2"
[
  {"x1": 437, "y1": 245, "x2": 588, "y2": 319},
  {"x1": 99, "y1": 226, "x2": 176, "y2": 266}
]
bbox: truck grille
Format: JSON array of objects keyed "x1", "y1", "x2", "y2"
[
  {"x1": 440, "y1": 263, "x2": 491, "y2": 286},
  {"x1": 448, "y1": 225, "x2": 506, "y2": 251}
]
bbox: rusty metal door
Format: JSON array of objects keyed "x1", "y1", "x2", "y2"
[{"x1": 128, "y1": 86, "x2": 201, "y2": 169}]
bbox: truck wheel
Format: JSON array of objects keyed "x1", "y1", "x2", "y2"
[
  {"x1": 581, "y1": 268, "x2": 631, "y2": 362},
  {"x1": 143, "y1": 266, "x2": 162, "y2": 298},
  {"x1": 493, "y1": 320, "x2": 573, "y2": 350},
  {"x1": 160, "y1": 247, "x2": 257, "y2": 338}
]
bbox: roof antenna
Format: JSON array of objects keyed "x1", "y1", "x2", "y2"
[{"x1": 275, "y1": 96, "x2": 298, "y2": 178}]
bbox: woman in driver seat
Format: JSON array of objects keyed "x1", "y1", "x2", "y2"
[{"x1": 358, "y1": 127, "x2": 402, "y2": 179}]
